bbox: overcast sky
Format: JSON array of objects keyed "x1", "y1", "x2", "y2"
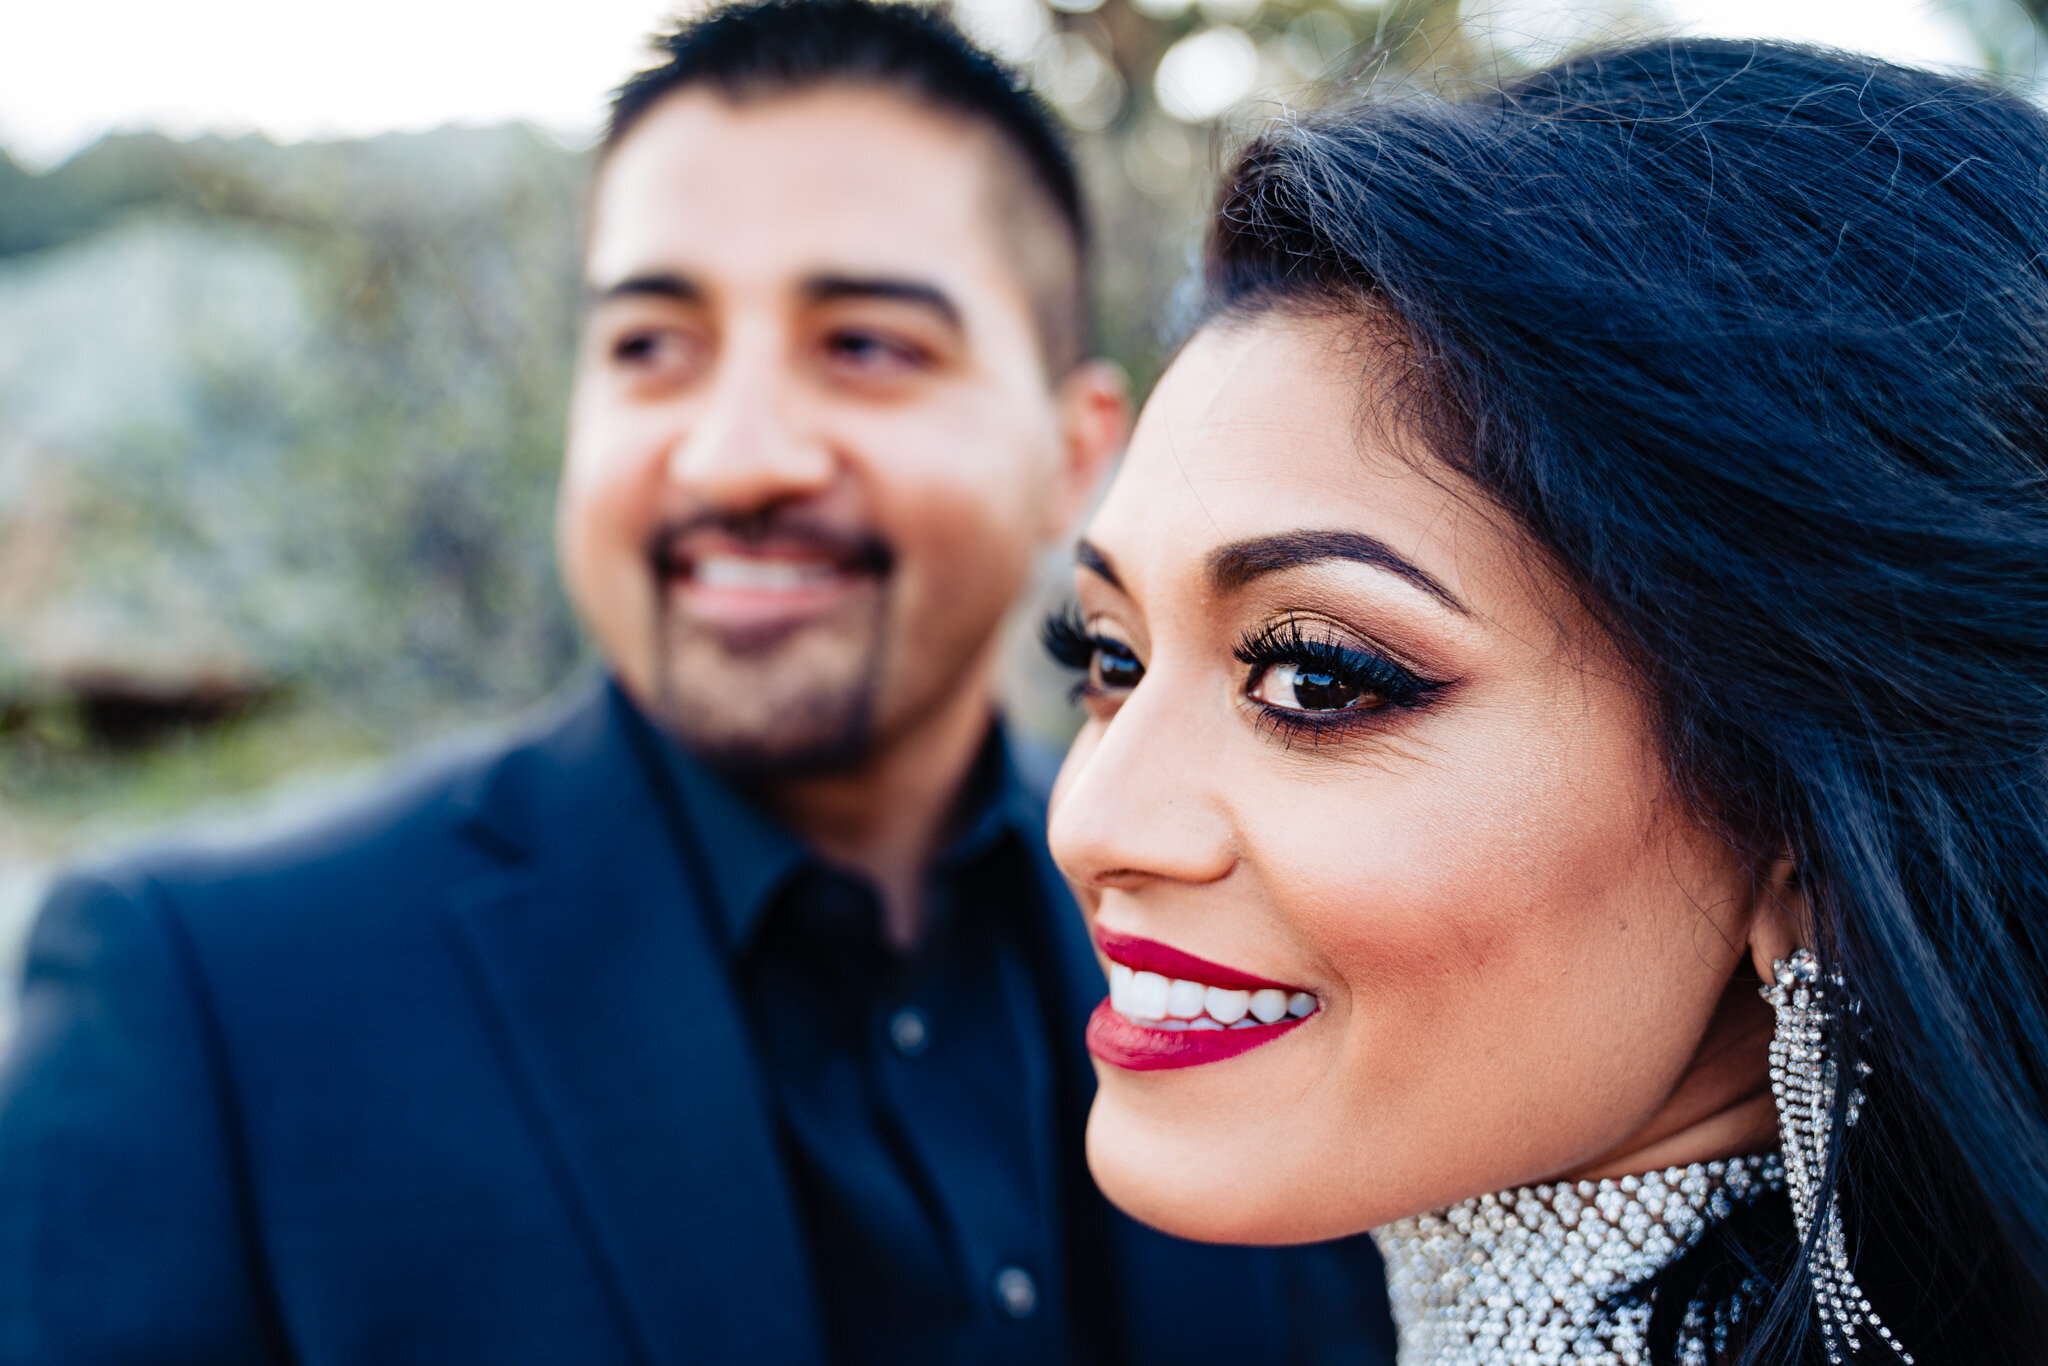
[{"x1": 0, "y1": 0, "x2": 1997, "y2": 168}]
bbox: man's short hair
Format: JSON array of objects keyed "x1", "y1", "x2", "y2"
[{"x1": 605, "y1": 0, "x2": 1090, "y2": 377}]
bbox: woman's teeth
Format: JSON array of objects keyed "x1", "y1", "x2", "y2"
[{"x1": 1108, "y1": 963, "x2": 1316, "y2": 1030}]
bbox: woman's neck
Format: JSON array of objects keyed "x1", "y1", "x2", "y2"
[{"x1": 1556, "y1": 972, "x2": 1781, "y2": 1184}]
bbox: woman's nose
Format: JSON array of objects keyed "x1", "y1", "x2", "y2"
[{"x1": 1048, "y1": 670, "x2": 1238, "y2": 893}]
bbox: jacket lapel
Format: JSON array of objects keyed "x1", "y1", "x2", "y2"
[{"x1": 443, "y1": 682, "x2": 823, "y2": 1365}]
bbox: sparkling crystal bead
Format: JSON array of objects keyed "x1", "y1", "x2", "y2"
[
  {"x1": 1761, "y1": 949, "x2": 1914, "y2": 1365},
  {"x1": 1374, "y1": 1154, "x2": 1784, "y2": 1365}
]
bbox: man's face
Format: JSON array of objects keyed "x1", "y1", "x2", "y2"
[{"x1": 562, "y1": 86, "x2": 1111, "y2": 773}]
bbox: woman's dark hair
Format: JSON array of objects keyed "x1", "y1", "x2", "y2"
[{"x1": 1208, "y1": 38, "x2": 2048, "y2": 1365}]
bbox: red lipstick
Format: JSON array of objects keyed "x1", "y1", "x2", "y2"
[
  {"x1": 1096, "y1": 931, "x2": 1293, "y2": 991},
  {"x1": 1086, "y1": 1002, "x2": 1307, "y2": 1071},
  {"x1": 1086, "y1": 931, "x2": 1315, "y2": 1072}
]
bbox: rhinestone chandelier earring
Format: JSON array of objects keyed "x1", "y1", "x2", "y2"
[{"x1": 1763, "y1": 949, "x2": 1913, "y2": 1365}]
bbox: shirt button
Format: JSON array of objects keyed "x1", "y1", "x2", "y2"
[
  {"x1": 888, "y1": 1007, "x2": 929, "y2": 1057},
  {"x1": 992, "y1": 1265, "x2": 1038, "y2": 1320}
]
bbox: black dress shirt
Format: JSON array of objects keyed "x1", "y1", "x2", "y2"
[{"x1": 649, "y1": 724, "x2": 1081, "y2": 1366}]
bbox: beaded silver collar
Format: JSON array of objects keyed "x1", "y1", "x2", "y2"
[{"x1": 1372, "y1": 1153, "x2": 1786, "y2": 1366}]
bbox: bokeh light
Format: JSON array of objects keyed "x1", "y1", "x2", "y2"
[{"x1": 1155, "y1": 26, "x2": 1263, "y2": 121}]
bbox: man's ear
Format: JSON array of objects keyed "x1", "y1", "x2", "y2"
[
  {"x1": 1045, "y1": 359, "x2": 1131, "y2": 538},
  {"x1": 1748, "y1": 853, "x2": 1808, "y2": 983}
]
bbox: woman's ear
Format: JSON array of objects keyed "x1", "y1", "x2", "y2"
[{"x1": 1747, "y1": 854, "x2": 1807, "y2": 982}]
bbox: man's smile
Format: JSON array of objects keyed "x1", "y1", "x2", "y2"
[{"x1": 652, "y1": 524, "x2": 893, "y2": 636}]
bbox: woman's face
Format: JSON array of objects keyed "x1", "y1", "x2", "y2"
[{"x1": 1047, "y1": 311, "x2": 1782, "y2": 1245}]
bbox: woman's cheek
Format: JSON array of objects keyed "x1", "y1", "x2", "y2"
[{"x1": 1242, "y1": 778, "x2": 1528, "y2": 992}]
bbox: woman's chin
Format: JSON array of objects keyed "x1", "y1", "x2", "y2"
[{"x1": 1084, "y1": 1096, "x2": 1384, "y2": 1246}]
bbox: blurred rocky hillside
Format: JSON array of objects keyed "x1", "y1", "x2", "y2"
[{"x1": 0, "y1": 125, "x2": 588, "y2": 750}]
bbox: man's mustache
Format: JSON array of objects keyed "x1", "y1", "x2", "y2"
[{"x1": 646, "y1": 508, "x2": 896, "y2": 579}]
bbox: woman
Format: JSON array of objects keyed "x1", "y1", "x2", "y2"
[{"x1": 1044, "y1": 38, "x2": 2048, "y2": 1365}]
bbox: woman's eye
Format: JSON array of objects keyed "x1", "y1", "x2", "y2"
[
  {"x1": 1233, "y1": 618, "x2": 1441, "y2": 726},
  {"x1": 1039, "y1": 607, "x2": 1143, "y2": 703},
  {"x1": 1248, "y1": 661, "x2": 1381, "y2": 713},
  {"x1": 1092, "y1": 642, "x2": 1144, "y2": 692}
]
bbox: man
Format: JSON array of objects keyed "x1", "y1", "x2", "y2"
[{"x1": 0, "y1": 3, "x2": 1395, "y2": 1362}]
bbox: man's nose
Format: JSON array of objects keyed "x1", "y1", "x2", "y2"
[{"x1": 664, "y1": 344, "x2": 835, "y2": 508}]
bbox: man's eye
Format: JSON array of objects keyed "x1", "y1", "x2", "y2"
[
  {"x1": 1246, "y1": 661, "x2": 1378, "y2": 713},
  {"x1": 824, "y1": 329, "x2": 925, "y2": 371},
  {"x1": 610, "y1": 329, "x2": 698, "y2": 371}
]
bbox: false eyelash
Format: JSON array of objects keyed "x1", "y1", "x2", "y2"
[
  {"x1": 1041, "y1": 603, "x2": 1096, "y2": 670},
  {"x1": 1041, "y1": 603, "x2": 1134, "y2": 705},
  {"x1": 1232, "y1": 616, "x2": 1445, "y2": 715}
]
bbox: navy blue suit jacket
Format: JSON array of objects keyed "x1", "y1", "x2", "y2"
[{"x1": 0, "y1": 679, "x2": 1394, "y2": 1365}]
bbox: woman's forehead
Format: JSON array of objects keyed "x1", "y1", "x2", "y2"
[{"x1": 1089, "y1": 317, "x2": 1499, "y2": 600}]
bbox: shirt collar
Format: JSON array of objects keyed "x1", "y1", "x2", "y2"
[{"x1": 645, "y1": 706, "x2": 1040, "y2": 959}]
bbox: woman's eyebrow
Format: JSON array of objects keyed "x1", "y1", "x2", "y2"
[
  {"x1": 1075, "y1": 538, "x2": 1123, "y2": 590},
  {"x1": 1205, "y1": 530, "x2": 1468, "y2": 615}
]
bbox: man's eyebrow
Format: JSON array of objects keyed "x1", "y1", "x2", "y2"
[
  {"x1": 588, "y1": 272, "x2": 703, "y2": 306},
  {"x1": 1206, "y1": 530, "x2": 1467, "y2": 614},
  {"x1": 802, "y1": 274, "x2": 963, "y2": 333},
  {"x1": 1075, "y1": 539, "x2": 1123, "y2": 590}
]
